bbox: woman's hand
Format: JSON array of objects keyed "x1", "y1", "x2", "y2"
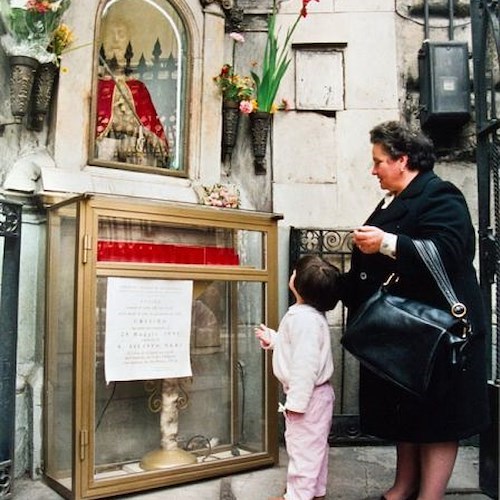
[{"x1": 353, "y1": 225, "x2": 385, "y2": 254}]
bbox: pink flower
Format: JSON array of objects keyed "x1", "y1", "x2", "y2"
[
  {"x1": 239, "y1": 100, "x2": 254, "y2": 114},
  {"x1": 201, "y1": 184, "x2": 240, "y2": 209},
  {"x1": 229, "y1": 32, "x2": 245, "y2": 43},
  {"x1": 280, "y1": 98, "x2": 291, "y2": 111}
]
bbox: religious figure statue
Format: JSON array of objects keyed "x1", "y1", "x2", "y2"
[{"x1": 96, "y1": 20, "x2": 169, "y2": 167}]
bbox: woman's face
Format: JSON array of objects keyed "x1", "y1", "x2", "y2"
[{"x1": 371, "y1": 143, "x2": 409, "y2": 194}]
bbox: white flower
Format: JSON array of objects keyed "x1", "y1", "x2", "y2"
[
  {"x1": 50, "y1": 0, "x2": 62, "y2": 12},
  {"x1": 49, "y1": 0, "x2": 63, "y2": 11}
]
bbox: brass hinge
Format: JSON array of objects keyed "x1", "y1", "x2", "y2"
[
  {"x1": 82, "y1": 234, "x2": 92, "y2": 264},
  {"x1": 79, "y1": 430, "x2": 88, "y2": 461}
]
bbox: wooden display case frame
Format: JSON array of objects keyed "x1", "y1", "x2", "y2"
[{"x1": 44, "y1": 194, "x2": 281, "y2": 499}]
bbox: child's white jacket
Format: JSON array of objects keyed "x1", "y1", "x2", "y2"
[{"x1": 265, "y1": 303, "x2": 334, "y2": 413}]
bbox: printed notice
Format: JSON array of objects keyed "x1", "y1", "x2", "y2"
[{"x1": 104, "y1": 278, "x2": 193, "y2": 383}]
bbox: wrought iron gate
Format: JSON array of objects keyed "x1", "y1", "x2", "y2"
[
  {"x1": 471, "y1": 1, "x2": 500, "y2": 497},
  {"x1": 289, "y1": 228, "x2": 384, "y2": 444},
  {"x1": 0, "y1": 200, "x2": 22, "y2": 500}
]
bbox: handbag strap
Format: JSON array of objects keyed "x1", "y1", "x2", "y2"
[{"x1": 413, "y1": 239, "x2": 467, "y2": 319}]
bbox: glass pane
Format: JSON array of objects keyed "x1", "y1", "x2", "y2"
[
  {"x1": 45, "y1": 207, "x2": 78, "y2": 490},
  {"x1": 93, "y1": 278, "x2": 266, "y2": 479},
  {"x1": 93, "y1": 0, "x2": 188, "y2": 172},
  {"x1": 235, "y1": 281, "x2": 266, "y2": 450},
  {"x1": 236, "y1": 229, "x2": 264, "y2": 270},
  {"x1": 97, "y1": 217, "x2": 264, "y2": 269}
]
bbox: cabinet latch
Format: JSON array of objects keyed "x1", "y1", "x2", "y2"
[
  {"x1": 79, "y1": 430, "x2": 88, "y2": 461},
  {"x1": 82, "y1": 234, "x2": 92, "y2": 264}
]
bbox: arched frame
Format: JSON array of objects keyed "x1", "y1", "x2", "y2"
[
  {"x1": 49, "y1": 0, "x2": 222, "y2": 196},
  {"x1": 89, "y1": 0, "x2": 194, "y2": 177}
]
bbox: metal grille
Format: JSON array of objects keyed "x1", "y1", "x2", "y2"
[
  {"x1": 0, "y1": 204, "x2": 20, "y2": 238},
  {"x1": 0, "y1": 462, "x2": 12, "y2": 498},
  {"x1": 0, "y1": 200, "x2": 22, "y2": 500},
  {"x1": 289, "y1": 227, "x2": 385, "y2": 444},
  {"x1": 289, "y1": 228, "x2": 353, "y2": 290},
  {"x1": 491, "y1": 139, "x2": 500, "y2": 383},
  {"x1": 471, "y1": 1, "x2": 500, "y2": 495}
]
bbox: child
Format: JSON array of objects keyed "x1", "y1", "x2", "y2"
[{"x1": 255, "y1": 255, "x2": 341, "y2": 500}]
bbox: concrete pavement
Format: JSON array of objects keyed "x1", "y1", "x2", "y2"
[{"x1": 12, "y1": 445, "x2": 493, "y2": 499}]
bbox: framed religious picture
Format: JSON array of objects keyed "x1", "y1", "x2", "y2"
[{"x1": 89, "y1": 0, "x2": 189, "y2": 175}]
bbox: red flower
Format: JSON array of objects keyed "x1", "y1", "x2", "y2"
[
  {"x1": 300, "y1": 0, "x2": 318, "y2": 18},
  {"x1": 26, "y1": 0, "x2": 51, "y2": 13}
]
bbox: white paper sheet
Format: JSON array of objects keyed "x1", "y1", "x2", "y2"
[{"x1": 104, "y1": 277, "x2": 193, "y2": 383}]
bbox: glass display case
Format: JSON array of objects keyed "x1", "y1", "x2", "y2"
[{"x1": 44, "y1": 194, "x2": 281, "y2": 499}]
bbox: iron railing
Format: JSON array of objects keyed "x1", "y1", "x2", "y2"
[
  {"x1": 470, "y1": 1, "x2": 499, "y2": 496},
  {"x1": 0, "y1": 200, "x2": 22, "y2": 500},
  {"x1": 289, "y1": 228, "x2": 387, "y2": 444}
]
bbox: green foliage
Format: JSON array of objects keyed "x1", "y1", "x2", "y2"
[{"x1": 251, "y1": 0, "x2": 303, "y2": 112}]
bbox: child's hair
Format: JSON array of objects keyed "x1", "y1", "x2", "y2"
[{"x1": 293, "y1": 255, "x2": 341, "y2": 312}]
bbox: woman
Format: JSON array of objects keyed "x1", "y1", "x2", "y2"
[{"x1": 340, "y1": 121, "x2": 490, "y2": 500}]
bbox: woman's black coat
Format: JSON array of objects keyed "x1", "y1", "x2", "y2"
[{"x1": 341, "y1": 170, "x2": 490, "y2": 442}]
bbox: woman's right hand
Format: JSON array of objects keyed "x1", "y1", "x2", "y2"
[{"x1": 353, "y1": 225, "x2": 385, "y2": 253}]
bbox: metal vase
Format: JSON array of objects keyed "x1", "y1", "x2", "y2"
[
  {"x1": 8, "y1": 55, "x2": 39, "y2": 123},
  {"x1": 28, "y1": 62, "x2": 59, "y2": 131},
  {"x1": 221, "y1": 100, "x2": 240, "y2": 162},
  {"x1": 249, "y1": 111, "x2": 272, "y2": 175}
]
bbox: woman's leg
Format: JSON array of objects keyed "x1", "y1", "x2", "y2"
[
  {"x1": 383, "y1": 442, "x2": 420, "y2": 500},
  {"x1": 417, "y1": 441, "x2": 458, "y2": 500}
]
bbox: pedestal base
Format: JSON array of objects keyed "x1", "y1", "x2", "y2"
[{"x1": 140, "y1": 448, "x2": 197, "y2": 470}]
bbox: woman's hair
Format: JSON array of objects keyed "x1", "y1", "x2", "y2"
[
  {"x1": 293, "y1": 255, "x2": 341, "y2": 312},
  {"x1": 369, "y1": 120, "x2": 435, "y2": 172}
]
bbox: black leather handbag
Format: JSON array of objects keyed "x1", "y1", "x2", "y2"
[{"x1": 341, "y1": 239, "x2": 472, "y2": 398}]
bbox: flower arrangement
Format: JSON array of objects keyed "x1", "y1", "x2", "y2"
[
  {"x1": 239, "y1": 97, "x2": 290, "y2": 115},
  {"x1": 213, "y1": 63, "x2": 254, "y2": 103},
  {"x1": 198, "y1": 183, "x2": 240, "y2": 209},
  {"x1": 48, "y1": 21, "x2": 73, "y2": 62},
  {"x1": 0, "y1": 0, "x2": 71, "y2": 63},
  {"x1": 250, "y1": 0, "x2": 317, "y2": 113}
]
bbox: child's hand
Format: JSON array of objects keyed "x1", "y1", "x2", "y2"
[{"x1": 255, "y1": 323, "x2": 271, "y2": 349}]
